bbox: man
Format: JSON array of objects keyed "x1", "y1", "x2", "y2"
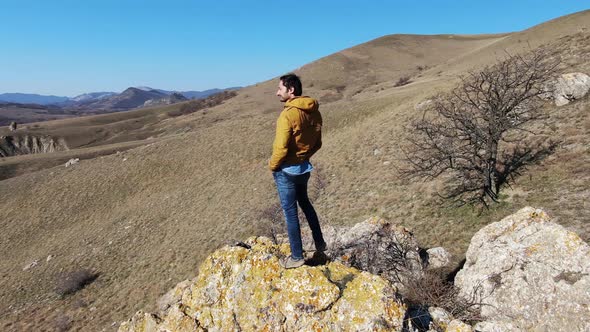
[{"x1": 270, "y1": 73, "x2": 327, "y2": 269}]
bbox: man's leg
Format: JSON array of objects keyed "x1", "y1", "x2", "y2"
[
  {"x1": 295, "y1": 172, "x2": 326, "y2": 251},
  {"x1": 273, "y1": 171, "x2": 304, "y2": 260}
]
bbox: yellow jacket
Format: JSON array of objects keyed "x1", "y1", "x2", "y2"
[{"x1": 269, "y1": 96, "x2": 322, "y2": 171}]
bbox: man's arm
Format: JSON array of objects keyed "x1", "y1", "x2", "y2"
[
  {"x1": 269, "y1": 112, "x2": 291, "y2": 171},
  {"x1": 307, "y1": 111, "x2": 322, "y2": 158},
  {"x1": 307, "y1": 131, "x2": 322, "y2": 158}
]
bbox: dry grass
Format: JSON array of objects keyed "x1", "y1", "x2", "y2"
[
  {"x1": 402, "y1": 269, "x2": 483, "y2": 330},
  {"x1": 0, "y1": 11, "x2": 588, "y2": 331}
]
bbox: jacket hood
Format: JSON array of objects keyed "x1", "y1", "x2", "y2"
[{"x1": 285, "y1": 96, "x2": 319, "y2": 113}]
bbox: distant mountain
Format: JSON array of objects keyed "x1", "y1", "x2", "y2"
[
  {"x1": 70, "y1": 92, "x2": 117, "y2": 102},
  {"x1": 135, "y1": 86, "x2": 159, "y2": 92},
  {"x1": 72, "y1": 87, "x2": 167, "y2": 111},
  {"x1": 0, "y1": 86, "x2": 241, "y2": 112},
  {"x1": 134, "y1": 87, "x2": 241, "y2": 100},
  {"x1": 181, "y1": 88, "x2": 241, "y2": 99},
  {"x1": 0, "y1": 93, "x2": 69, "y2": 105}
]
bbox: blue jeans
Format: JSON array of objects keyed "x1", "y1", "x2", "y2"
[{"x1": 273, "y1": 170, "x2": 325, "y2": 260}]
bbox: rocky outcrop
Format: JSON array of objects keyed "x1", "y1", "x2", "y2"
[
  {"x1": 119, "y1": 236, "x2": 406, "y2": 332},
  {"x1": 119, "y1": 208, "x2": 590, "y2": 331},
  {"x1": 455, "y1": 207, "x2": 590, "y2": 331},
  {"x1": 70, "y1": 87, "x2": 169, "y2": 111},
  {"x1": 334, "y1": 217, "x2": 423, "y2": 287},
  {"x1": 548, "y1": 72, "x2": 590, "y2": 106},
  {"x1": 294, "y1": 217, "x2": 427, "y2": 290},
  {"x1": 0, "y1": 134, "x2": 68, "y2": 157},
  {"x1": 143, "y1": 92, "x2": 188, "y2": 108}
]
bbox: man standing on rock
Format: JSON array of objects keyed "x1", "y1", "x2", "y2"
[{"x1": 270, "y1": 73, "x2": 327, "y2": 269}]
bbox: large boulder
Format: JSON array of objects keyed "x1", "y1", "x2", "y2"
[
  {"x1": 455, "y1": 207, "x2": 590, "y2": 331},
  {"x1": 119, "y1": 236, "x2": 406, "y2": 332},
  {"x1": 549, "y1": 72, "x2": 590, "y2": 106}
]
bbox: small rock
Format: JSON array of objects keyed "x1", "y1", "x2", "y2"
[
  {"x1": 65, "y1": 158, "x2": 80, "y2": 167},
  {"x1": 447, "y1": 319, "x2": 473, "y2": 332},
  {"x1": 414, "y1": 99, "x2": 433, "y2": 111},
  {"x1": 549, "y1": 72, "x2": 590, "y2": 106},
  {"x1": 426, "y1": 247, "x2": 452, "y2": 270},
  {"x1": 428, "y1": 306, "x2": 453, "y2": 330},
  {"x1": 23, "y1": 260, "x2": 39, "y2": 271},
  {"x1": 473, "y1": 320, "x2": 521, "y2": 332},
  {"x1": 46, "y1": 255, "x2": 53, "y2": 262},
  {"x1": 373, "y1": 149, "x2": 381, "y2": 156},
  {"x1": 156, "y1": 279, "x2": 191, "y2": 312}
]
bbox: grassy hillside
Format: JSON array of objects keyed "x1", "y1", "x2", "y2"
[
  {"x1": 0, "y1": 10, "x2": 588, "y2": 331},
  {"x1": 0, "y1": 104, "x2": 76, "y2": 126}
]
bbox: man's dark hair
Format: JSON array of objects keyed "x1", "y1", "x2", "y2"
[{"x1": 280, "y1": 73, "x2": 302, "y2": 96}]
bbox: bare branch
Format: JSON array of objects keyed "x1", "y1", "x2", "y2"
[{"x1": 401, "y1": 48, "x2": 559, "y2": 206}]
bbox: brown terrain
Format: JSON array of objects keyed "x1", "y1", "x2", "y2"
[
  {"x1": 0, "y1": 10, "x2": 589, "y2": 331},
  {"x1": 0, "y1": 103, "x2": 77, "y2": 127}
]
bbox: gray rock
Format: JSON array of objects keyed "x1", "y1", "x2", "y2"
[
  {"x1": 414, "y1": 99, "x2": 433, "y2": 111},
  {"x1": 298, "y1": 217, "x2": 424, "y2": 288},
  {"x1": 550, "y1": 72, "x2": 590, "y2": 106},
  {"x1": 23, "y1": 260, "x2": 38, "y2": 271},
  {"x1": 455, "y1": 207, "x2": 590, "y2": 332},
  {"x1": 65, "y1": 158, "x2": 80, "y2": 167},
  {"x1": 446, "y1": 319, "x2": 473, "y2": 332},
  {"x1": 156, "y1": 279, "x2": 192, "y2": 312},
  {"x1": 425, "y1": 247, "x2": 452, "y2": 270},
  {"x1": 428, "y1": 306, "x2": 452, "y2": 329},
  {"x1": 473, "y1": 320, "x2": 522, "y2": 332}
]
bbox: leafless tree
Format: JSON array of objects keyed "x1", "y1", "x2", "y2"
[{"x1": 402, "y1": 49, "x2": 560, "y2": 207}]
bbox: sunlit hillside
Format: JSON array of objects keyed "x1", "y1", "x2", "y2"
[{"x1": 1, "y1": 10, "x2": 589, "y2": 331}]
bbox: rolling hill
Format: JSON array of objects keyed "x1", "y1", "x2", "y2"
[{"x1": 0, "y1": 10, "x2": 589, "y2": 332}]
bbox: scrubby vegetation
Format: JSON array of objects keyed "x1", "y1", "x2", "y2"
[
  {"x1": 394, "y1": 76, "x2": 413, "y2": 87},
  {"x1": 167, "y1": 90, "x2": 238, "y2": 117},
  {"x1": 402, "y1": 49, "x2": 560, "y2": 207}
]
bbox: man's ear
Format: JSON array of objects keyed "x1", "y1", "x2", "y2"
[{"x1": 288, "y1": 87, "x2": 295, "y2": 95}]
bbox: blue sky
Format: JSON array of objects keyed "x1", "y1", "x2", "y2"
[{"x1": 0, "y1": 1, "x2": 588, "y2": 97}]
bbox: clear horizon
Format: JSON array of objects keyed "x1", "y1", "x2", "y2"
[{"x1": 0, "y1": 1, "x2": 588, "y2": 97}]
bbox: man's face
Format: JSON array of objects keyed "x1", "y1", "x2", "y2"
[{"x1": 276, "y1": 80, "x2": 293, "y2": 102}]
